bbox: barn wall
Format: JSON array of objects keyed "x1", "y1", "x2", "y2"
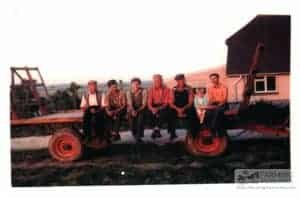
[{"x1": 226, "y1": 74, "x2": 290, "y2": 103}]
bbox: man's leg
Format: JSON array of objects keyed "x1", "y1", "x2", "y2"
[
  {"x1": 166, "y1": 108, "x2": 177, "y2": 138},
  {"x1": 83, "y1": 109, "x2": 92, "y2": 141},
  {"x1": 113, "y1": 117, "x2": 120, "y2": 134},
  {"x1": 210, "y1": 104, "x2": 227, "y2": 137},
  {"x1": 216, "y1": 104, "x2": 228, "y2": 137},
  {"x1": 94, "y1": 110, "x2": 105, "y2": 139},
  {"x1": 112, "y1": 110, "x2": 126, "y2": 140},
  {"x1": 129, "y1": 114, "x2": 138, "y2": 139},
  {"x1": 136, "y1": 110, "x2": 145, "y2": 141},
  {"x1": 185, "y1": 107, "x2": 201, "y2": 138},
  {"x1": 109, "y1": 117, "x2": 119, "y2": 141},
  {"x1": 105, "y1": 113, "x2": 114, "y2": 139},
  {"x1": 151, "y1": 109, "x2": 162, "y2": 139}
]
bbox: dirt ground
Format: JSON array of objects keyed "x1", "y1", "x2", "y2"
[{"x1": 11, "y1": 138, "x2": 290, "y2": 187}]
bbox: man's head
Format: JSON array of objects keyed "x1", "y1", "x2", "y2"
[
  {"x1": 152, "y1": 74, "x2": 163, "y2": 88},
  {"x1": 209, "y1": 73, "x2": 220, "y2": 86},
  {"x1": 174, "y1": 73, "x2": 186, "y2": 88},
  {"x1": 107, "y1": 79, "x2": 118, "y2": 92},
  {"x1": 87, "y1": 80, "x2": 97, "y2": 94},
  {"x1": 196, "y1": 87, "x2": 206, "y2": 96},
  {"x1": 130, "y1": 77, "x2": 141, "y2": 92}
]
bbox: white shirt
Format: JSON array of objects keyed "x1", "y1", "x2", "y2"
[{"x1": 80, "y1": 93, "x2": 101, "y2": 108}]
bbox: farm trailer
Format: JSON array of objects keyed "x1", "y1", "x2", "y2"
[
  {"x1": 10, "y1": 43, "x2": 289, "y2": 162},
  {"x1": 11, "y1": 105, "x2": 289, "y2": 162}
]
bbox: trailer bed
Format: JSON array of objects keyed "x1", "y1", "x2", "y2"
[
  {"x1": 11, "y1": 110, "x2": 83, "y2": 126},
  {"x1": 11, "y1": 109, "x2": 289, "y2": 137}
]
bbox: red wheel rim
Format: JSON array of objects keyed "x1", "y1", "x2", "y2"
[
  {"x1": 51, "y1": 134, "x2": 81, "y2": 161},
  {"x1": 193, "y1": 129, "x2": 222, "y2": 153}
]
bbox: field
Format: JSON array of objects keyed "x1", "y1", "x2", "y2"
[{"x1": 11, "y1": 137, "x2": 290, "y2": 186}]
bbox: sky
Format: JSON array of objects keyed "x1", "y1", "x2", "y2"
[{"x1": 0, "y1": 0, "x2": 291, "y2": 84}]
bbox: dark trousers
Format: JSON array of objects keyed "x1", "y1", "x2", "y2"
[
  {"x1": 169, "y1": 107, "x2": 201, "y2": 136},
  {"x1": 83, "y1": 107, "x2": 106, "y2": 139},
  {"x1": 204, "y1": 103, "x2": 228, "y2": 136},
  {"x1": 106, "y1": 109, "x2": 126, "y2": 135},
  {"x1": 129, "y1": 109, "x2": 145, "y2": 140},
  {"x1": 150, "y1": 106, "x2": 173, "y2": 134}
]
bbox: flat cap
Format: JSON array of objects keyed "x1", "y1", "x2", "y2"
[
  {"x1": 174, "y1": 73, "x2": 185, "y2": 80},
  {"x1": 107, "y1": 79, "x2": 118, "y2": 87}
]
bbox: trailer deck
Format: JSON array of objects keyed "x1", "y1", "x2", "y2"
[{"x1": 11, "y1": 110, "x2": 83, "y2": 126}]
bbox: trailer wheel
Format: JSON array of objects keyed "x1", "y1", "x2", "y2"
[
  {"x1": 48, "y1": 128, "x2": 83, "y2": 162},
  {"x1": 185, "y1": 128, "x2": 228, "y2": 157}
]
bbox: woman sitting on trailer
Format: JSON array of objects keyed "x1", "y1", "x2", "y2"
[
  {"x1": 80, "y1": 80, "x2": 106, "y2": 142},
  {"x1": 194, "y1": 87, "x2": 208, "y2": 124},
  {"x1": 103, "y1": 80, "x2": 127, "y2": 141}
]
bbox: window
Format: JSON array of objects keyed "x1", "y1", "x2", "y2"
[{"x1": 254, "y1": 76, "x2": 277, "y2": 94}]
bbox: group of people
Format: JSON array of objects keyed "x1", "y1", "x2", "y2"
[{"x1": 80, "y1": 72, "x2": 228, "y2": 143}]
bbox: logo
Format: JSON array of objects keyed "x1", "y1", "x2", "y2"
[{"x1": 235, "y1": 169, "x2": 291, "y2": 183}]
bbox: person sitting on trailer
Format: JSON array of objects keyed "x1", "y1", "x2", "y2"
[
  {"x1": 169, "y1": 74, "x2": 200, "y2": 140},
  {"x1": 205, "y1": 73, "x2": 228, "y2": 137},
  {"x1": 126, "y1": 77, "x2": 148, "y2": 143},
  {"x1": 194, "y1": 87, "x2": 209, "y2": 124},
  {"x1": 80, "y1": 80, "x2": 106, "y2": 142},
  {"x1": 103, "y1": 79, "x2": 127, "y2": 141},
  {"x1": 148, "y1": 74, "x2": 172, "y2": 139}
]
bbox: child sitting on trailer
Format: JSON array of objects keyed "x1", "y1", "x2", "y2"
[{"x1": 194, "y1": 87, "x2": 208, "y2": 124}]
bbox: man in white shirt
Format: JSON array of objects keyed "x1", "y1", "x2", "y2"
[{"x1": 80, "y1": 80, "x2": 106, "y2": 142}]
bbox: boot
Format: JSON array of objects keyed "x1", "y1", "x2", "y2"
[
  {"x1": 169, "y1": 133, "x2": 178, "y2": 141},
  {"x1": 151, "y1": 128, "x2": 161, "y2": 139}
]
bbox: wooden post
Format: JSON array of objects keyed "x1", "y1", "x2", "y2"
[{"x1": 240, "y1": 42, "x2": 264, "y2": 109}]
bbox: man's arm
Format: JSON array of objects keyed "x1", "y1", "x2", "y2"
[
  {"x1": 137, "y1": 89, "x2": 147, "y2": 112},
  {"x1": 103, "y1": 93, "x2": 113, "y2": 116},
  {"x1": 218, "y1": 86, "x2": 228, "y2": 106},
  {"x1": 207, "y1": 87, "x2": 214, "y2": 105},
  {"x1": 158, "y1": 87, "x2": 170, "y2": 110},
  {"x1": 126, "y1": 91, "x2": 133, "y2": 112},
  {"x1": 115, "y1": 92, "x2": 127, "y2": 113},
  {"x1": 147, "y1": 88, "x2": 156, "y2": 113},
  {"x1": 183, "y1": 88, "x2": 194, "y2": 110},
  {"x1": 169, "y1": 88, "x2": 180, "y2": 111}
]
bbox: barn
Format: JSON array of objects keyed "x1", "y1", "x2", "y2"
[{"x1": 225, "y1": 14, "x2": 290, "y2": 103}]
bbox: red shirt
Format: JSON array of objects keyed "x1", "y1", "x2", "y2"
[
  {"x1": 148, "y1": 86, "x2": 170, "y2": 106},
  {"x1": 207, "y1": 83, "x2": 228, "y2": 104}
]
